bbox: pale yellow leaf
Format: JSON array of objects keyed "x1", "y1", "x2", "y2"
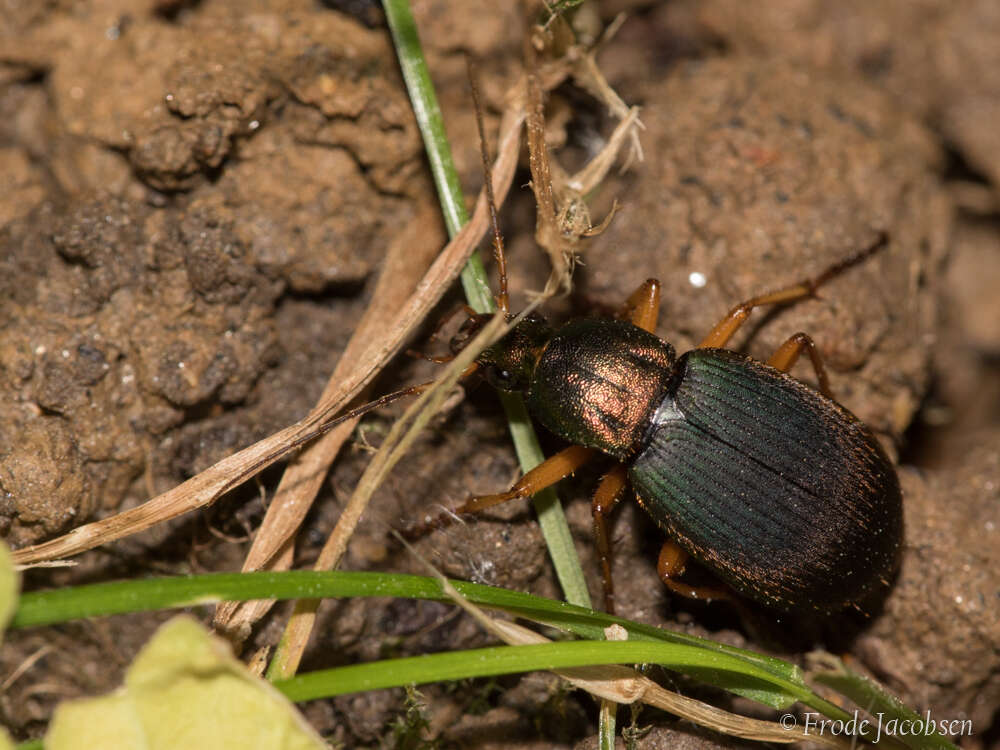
[{"x1": 46, "y1": 616, "x2": 324, "y2": 750}]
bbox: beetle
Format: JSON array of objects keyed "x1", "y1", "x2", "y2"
[{"x1": 413, "y1": 233, "x2": 903, "y2": 615}]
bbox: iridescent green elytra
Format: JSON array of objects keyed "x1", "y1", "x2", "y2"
[{"x1": 470, "y1": 312, "x2": 902, "y2": 613}]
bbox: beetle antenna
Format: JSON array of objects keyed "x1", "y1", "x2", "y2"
[
  {"x1": 467, "y1": 55, "x2": 509, "y2": 316},
  {"x1": 307, "y1": 363, "x2": 479, "y2": 447},
  {"x1": 810, "y1": 231, "x2": 889, "y2": 293},
  {"x1": 287, "y1": 383, "x2": 435, "y2": 454},
  {"x1": 234, "y1": 364, "x2": 480, "y2": 489},
  {"x1": 405, "y1": 349, "x2": 456, "y2": 364}
]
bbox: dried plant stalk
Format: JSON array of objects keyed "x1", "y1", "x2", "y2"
[
  {"x1": 268, "y1": 312, "x2": 510, "y2": 677},
  {"x1": 11, "y1": 107, "x2": 525, "y2": 569},
  {"x1": 212, "y1": 203, "x2": 445, "y2": 640}
]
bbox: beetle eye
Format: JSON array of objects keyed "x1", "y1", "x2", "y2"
[{"x1": 485, "y1": 365, "x2": 515, "y2": 389}]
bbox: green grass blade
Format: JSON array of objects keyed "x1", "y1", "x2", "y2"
[
  {"x1": 12, "y1": 569, "x2": 843, "y2": 712},
  {"x1": 384, "y1": 0, "x2": 491, "y2": 307},
  {"x1": 274, "y1": 639, "x2": 804, "y2": 706},
  {"x1": 384, "y1": 0, "x2": 590, "y2": 607}
]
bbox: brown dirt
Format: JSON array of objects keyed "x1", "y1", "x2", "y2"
[{"x1": 2, "y1": 1, "x2": 999, "y2": 747}]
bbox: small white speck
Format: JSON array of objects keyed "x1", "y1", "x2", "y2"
[
  {"x1": 35, "y1": 345, "x2": 46, "y2": 355},
  {"x1": 178, "y1": 362, "x2": 186, "y2": 369},
  {"x1": 985, "y1": 521, "x2": 995, "y2": 532},
  {"x1": 249, "y1": 120, "x2": 260, "y2": 131},
  {"x1": 61, "y1": 349, "x2": 71, "y2": 359},
  {"x1": 604, "y1": 624, "x2": 628, "y2": 641},
  {"x1": 955, "y1": 595, "x2": 963, "y2": 605},
  {"x1": 688, "y1": 271, "x2": 707, "y2": 288}
]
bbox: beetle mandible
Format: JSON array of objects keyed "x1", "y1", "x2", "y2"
[{"x1": 414, "y1": 234, "x2": 903, "y2": 615}]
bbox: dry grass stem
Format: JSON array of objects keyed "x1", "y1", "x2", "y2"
[
  {"x1": 11, "y1": 106, "x2": 526, "y2": 568},
  {"x1": 212, "y1": 203, "x2": 444, "y2": 641},
  {"x1": 523, "y1": 22, "x2": 644, "y2": 298},
  {"x1": 268, "y1": 311, "x2": 511, "y2": 677}
]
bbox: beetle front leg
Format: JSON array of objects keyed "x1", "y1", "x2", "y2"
[
  {"x1": 657, "y1": 540, "x2": 733, "y2": 604},
  {"x1": 591, "y1": 464, "x2": 628, "y2": 614},
  {"x1": 767, "y1": 332, "x2": 834, "y2": 399},
  {"x1": 405, "y1": 445, "x2": 597, "y2": 536},
  {"x1": 618, "y1": 278, "x2": 661, "y2": 333}
]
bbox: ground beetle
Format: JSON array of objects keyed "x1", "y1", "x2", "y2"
[{"x1": 414, "y1": 234, "x2": 903, "y2": 615}]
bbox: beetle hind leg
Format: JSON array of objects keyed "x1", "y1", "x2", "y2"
[{"x1": 657, "y1": 540, "x2": 734, "y2": 605}]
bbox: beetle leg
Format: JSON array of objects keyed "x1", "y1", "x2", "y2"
[
  {"x1": 767, "y1": 332, "x2": 834, "y2": 399},
  {"x1": 618, "y1": 278, "x2": 661, "y2": 333},
  {"x1": 591, "y1": 464, "x2": 628, "y2": 614},
  {"x1": 699, "y1": 285, "x2": 813, "y2": 349},
  {"x1": 657, "y1": 540, "x2": 734, "y2": 604},
  {"x1": 405, "y1": 445, "x2": 597, "y2": 536},
  {"x1": 699, "y1": 233, "x2": 888, "y2": 349}
]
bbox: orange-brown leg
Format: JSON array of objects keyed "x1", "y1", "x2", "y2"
[
  {"x1": 618, "y1": 278, "x2": 661, "y2": 333},
  {"x1": 591, "y1": 465, "x2": 628, "y2": 614},
  {"x1": 698, "y1": 234, "x2": 888, "y2": 350},
  {"x1": 406, "y1": 445, "x2": 597, "y2": 536},
  {"x1": 767, "y1": 332, "x2": 834, "y2": 399},
  {"x1": 657, "y1": 540, "x2": 734, "y2": 604}
]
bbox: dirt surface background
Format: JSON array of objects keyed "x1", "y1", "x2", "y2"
[{"x1": 1, "y1": 0, "x2": 998, "y2": 747}]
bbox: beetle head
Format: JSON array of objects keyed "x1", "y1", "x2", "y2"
[{"x1": 449, "y1": 312, "x2": 553, "y2": 392}]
